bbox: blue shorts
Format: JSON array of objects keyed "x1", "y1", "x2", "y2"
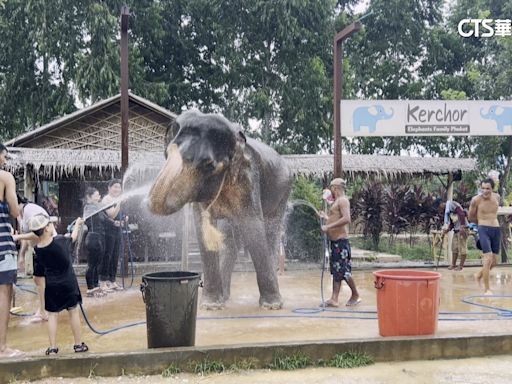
[
  {"x1": 477, "y1": 225, "x2": 501, "y2": 254},
  {"x1": 329, "y1": 238, "x2": 352, "y2": 282}
]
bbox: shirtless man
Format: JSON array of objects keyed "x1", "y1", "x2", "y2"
[
  {"x1": 468, "y1": 178, "x2": 500, "y2": 295},
  {"x1": 319, "y1": 178, "x2": 360, "y2": 307},
  {"x1": 0, "y1": 144, "x2": 23, "y2": 358}
]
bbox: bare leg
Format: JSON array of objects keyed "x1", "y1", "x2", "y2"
[
  {"x1": 345, "y1": 277, "x2": 361, "y2": 305},
  {"x1": 67, "y1": 307, "x2": 82, "y2": 345},
  {"x1": 491, "y1": 253, "x2": 498, "y2": 269},
  {"x1": 449, "y1": 252, "x2": 458, "y2": 270},
  {"x1": 0, "y1": 284, "x2": 19, "y2": 357},
  {"x1": 47, "y1": 312, "x2": 58, "y2": 349},
  {"x1": 457, "y1": 254, "x2": 466, "y2": 270},
  {"x1": 33, "y1": 276, "x2": 48, "y2": 320},
  {"x1": 482, "y1": 253, "x2": 493, "y2": 294},
  {"x1": 475, "y1": 269, "x2": 483, "y2": 287},
  {"x1": 327, "y1": 280, "x2": 342, "y2": 306},
  {"x1": 17, "y1": 255, "x2": 25, "y2": 275}
]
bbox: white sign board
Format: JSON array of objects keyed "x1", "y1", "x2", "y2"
[{"x1": 340, "y1": 100, "x2": 512, "y2": 137}]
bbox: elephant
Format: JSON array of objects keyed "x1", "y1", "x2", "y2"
[
  {"x1": 148, "y1": 109, "x2": 292, "y2": 309},
  {"x1": 352, "y1": 105, "x2": 394, "y2": 133},
  {"x1": 480, "y1": 106, "x2": 512, "y2": 133}
]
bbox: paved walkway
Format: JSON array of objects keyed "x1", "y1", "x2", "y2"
[{"x1": 20, "y1": 355, "x2": 512, "y2": 383}]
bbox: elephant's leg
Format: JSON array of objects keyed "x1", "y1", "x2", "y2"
[
  {"x1": 265, "y1": 211, "x2": 287, "y2": 271},
  {"x1": 193, "y1": 205, "x2": 224, "y2": 310},
  {"x1": 218, "y1": 221, "x2": 239, "y2": 301},
  {"x1": 242, "y1": 220, "x2": 282, "y2": 309}
]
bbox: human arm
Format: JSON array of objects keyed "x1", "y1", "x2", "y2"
[
  {"x1": 13, "y1": 232, "x2": 39, "y2": 243},
  {"x1": 70, "y1": 217, "x2": 84, "y2": 242},
  {"x1": 468, "y1": 196, "x2": 478, "y2": 224},
  {"x1": 2, "y1": 171, "x2": 19, "y2": 217},
  {"x1": 443, "y1": 201, "x2": 451, "y2": 226},
  {"x1": 103, "y1": 195, "x2": 121, "y2": 219}
]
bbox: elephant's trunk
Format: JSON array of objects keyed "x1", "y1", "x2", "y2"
[
  {"x1": 480, "y1": 108, "x2": 490, "y2": 119},
  {"x1": 148, "y1": 143, "x2": 197, "y2": 215}
]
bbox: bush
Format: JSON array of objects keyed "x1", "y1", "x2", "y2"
[
  {"x1": 353, "y1": 181, "x2": 384, "y2": 250},
  {"x1": 285, "y1": 177, "x2": 323, "y2": 262}
]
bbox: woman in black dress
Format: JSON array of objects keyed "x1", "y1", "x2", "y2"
[
  {"x1": 83, "y1": 187, "x2": 108, "y2": 297},
  {"x1": 29, "y1": 213, "x2": 88, "y2": 355}
]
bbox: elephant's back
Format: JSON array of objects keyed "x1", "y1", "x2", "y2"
[{"x1": 246, "y1": 138, "x2": 292, "y2": 209}]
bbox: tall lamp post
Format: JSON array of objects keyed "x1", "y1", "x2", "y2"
[
  {"x1": 333, "y1": 21, "x2": 361, "y2": 177},
  {"x1": 120, "y1": 5, "x2": 129, "y2": 177}
]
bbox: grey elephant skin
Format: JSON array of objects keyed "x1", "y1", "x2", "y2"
[
  {"x1": 352, "y1": 105, "x2": 394, "y2": 133},
  {"x1": 148, "y1": 110, "x2": 292, "y2": 309},
  {"x1": 480, "y1": 106, "x2": 512, "y2": 133}
]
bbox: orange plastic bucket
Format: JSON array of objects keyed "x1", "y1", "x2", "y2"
[{"x1": 373, "y1": 269, "x2": 441, "y2": 337}]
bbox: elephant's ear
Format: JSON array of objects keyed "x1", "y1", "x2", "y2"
[{"x1": 228, "y1": 125, "x2": 250, "y2": 183}]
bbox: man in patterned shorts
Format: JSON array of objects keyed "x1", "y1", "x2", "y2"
[{"x1": 320, "y1": 178, "x2": 361, "y2": 307}]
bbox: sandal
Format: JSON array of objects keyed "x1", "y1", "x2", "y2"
[
  {"x1": 73, "y1": 342, "x2": 89, "y2": 353},
  {"x1": 45, "y1": 347, "x2": 59, "y2": 355},
  {"x1": 86, "y1": 288, "x2": 106, "y2": 298}
]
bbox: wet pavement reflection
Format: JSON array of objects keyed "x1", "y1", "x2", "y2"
[{"x1": 8, "y1": 266, "x2": 512, "y2": 356}]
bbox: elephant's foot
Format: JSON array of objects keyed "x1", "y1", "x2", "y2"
[
  {"x1": 200, "y1": 296, "x2": 226, "y2": 310},
  {"x1": 259, "y1": 295, "x2": 283, "y2": 310},
  {"x1": 201, "y1": 301, "x2": 225, "y2": 310}
]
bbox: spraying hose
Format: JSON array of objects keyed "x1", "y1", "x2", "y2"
[{"x1": 319, "y1": 189, "x2": 334, "y2": 307}]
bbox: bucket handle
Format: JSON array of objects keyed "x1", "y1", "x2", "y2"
[
  {"x1": 140, "y1": 281, "x2": 148, "y2": 303},
  {"x1": 374, "y1": 279, "x2": 384, "y2": 289}
]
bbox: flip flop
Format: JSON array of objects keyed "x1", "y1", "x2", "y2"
[
  {"x1": 29, "y1": 314, "x2": 48, "y2": 323},
  {"x1": 346, "y1": 298, "x2": 362, "y2": 307},
  {"x1": 320, "y1": 300, "x2": 339, "y2": 308}
]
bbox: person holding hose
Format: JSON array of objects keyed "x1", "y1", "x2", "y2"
[
  {"x1": 319, "y1": 178, "x2": 361, "y2": 307},
  {"x1": 441, "y1": 199, "x2": 469, "y2": 271}
]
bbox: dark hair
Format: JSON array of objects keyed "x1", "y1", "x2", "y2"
[
  {"x1": 17, "y1": 193, "x2": 28, "y2": 205},
  {"x1": 84, "y1": 187, "x2": 99, "y2": 199},
  {"x1": 0, "y1": 143, "x2": 7, "y2": 153},
  {"x1": 433, "y1": 197, "x2": 443, "y2": 210},
  {"x1": 32, "y1": 227, "x2": 45, "y2": 237},
  {"x1": 108, "y1": 179, "x2": 122, "y2": 188},
  {"x1": 481, "y1": 178, "x2": 495, "y2": 190}
]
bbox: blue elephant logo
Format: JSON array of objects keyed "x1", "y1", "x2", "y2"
[
  {"x1": 353, "y1": 105, "x2": 394, "y2": 133},
  {"x1": 480, "y1": 105, "x2": 512, "y2": 133}
]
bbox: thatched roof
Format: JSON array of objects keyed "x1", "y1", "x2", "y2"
[
  {"x1": 5, "y1": 92, "x2": 176, "y2": 149},
  {"x1": 283, "y1": 154, "x2": 477, "y2": 178},
  {"x1": 6, "y1": 147, "x2": 477, "y2": 180}
]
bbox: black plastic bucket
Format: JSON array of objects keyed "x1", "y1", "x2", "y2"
[{"x1": 141, "y1": 271, "x2": 200, "y2": 348}]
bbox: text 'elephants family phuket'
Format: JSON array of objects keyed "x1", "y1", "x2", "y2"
[{"x1": 340, "y1": 100, "x2": 512, "y2": 137}]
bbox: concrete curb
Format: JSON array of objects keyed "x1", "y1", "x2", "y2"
[{"x1": 2, "y1": 333, "x2": 512, "y2": 383}]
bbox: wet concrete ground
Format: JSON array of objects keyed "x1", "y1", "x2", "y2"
[{"x1": 8, "y1": 265, "x2": 512, "y2": 356}]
